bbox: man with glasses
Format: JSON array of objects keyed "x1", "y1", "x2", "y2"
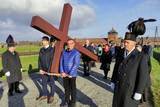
[{"x1": 112, "y1": 32, "x2": 149, "y2": 107}]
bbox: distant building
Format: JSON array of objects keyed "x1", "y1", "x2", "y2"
[
  {"x1": 108, "y1": 28, "x2": 119, "y2": 43},
  {"x1": 137, "y1": 37, "x2": 160, "y2": 46},
  {"x1": 75, "y1": 38, "x2": 108, "y2": 46}
]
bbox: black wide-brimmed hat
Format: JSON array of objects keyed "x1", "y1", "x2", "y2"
[
  {"x1": 124, "y1": 32, "x2": 137, "y2": 41},
  {"x1": 6, "y1": 34, "x2": 16, "y2": 47}
]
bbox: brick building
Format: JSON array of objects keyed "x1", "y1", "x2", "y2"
[{"x1": 107, "y1": 28, "x2": 119, "y2": 43}]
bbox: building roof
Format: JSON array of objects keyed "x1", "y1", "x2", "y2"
[{"x1": 108, "y1": 28, "x2": 118, "y2": 35}]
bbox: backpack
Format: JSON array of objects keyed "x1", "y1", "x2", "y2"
[{"x1": 97, "y1": 47, "x2": 103, "y2": 56}]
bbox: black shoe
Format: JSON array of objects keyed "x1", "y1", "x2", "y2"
[
  {"x1": 69, "y1": 102, "x2": 76, "y2": 107},
  {"x1": 15, "y1": 90, "x2": 22, "y2": 93},
  {"x1": 8, "y1": 92, "x2": 13, "y2": 96},
  {"x1": 86, "y1": 73, "x2": 90, "y2": 76},
  {"x1": 60, "y1": 102, "x2": 68, "y2": 107},
  {"x1": 83, "y1": 74, "x2": 87, "y2": 77},
  {"x1": 84, "y1": 73, "x2": 90, "y2": 76},
  {"x1": 103, "y1": 76, "x2": 107, "y2": 79}
]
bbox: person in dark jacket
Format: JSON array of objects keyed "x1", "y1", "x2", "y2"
[
  {"x1": 111, "y1": 40, "x2": 125, "y2": 83},
  {"x1": 100, "y1": 44, "x2": 112, "y2": 79},
  {"x1": 82, "y1": 39, "x2": 93, "y2": 76},
  {"x1": 140, "y1": 45, "x2": 152, "y2": 105},
  {"x1": 60, "y1": 39, "x2": 80, "y2": 107},
  {"x1": 90, "y1": 42, "x2": 96, "y2": 67},
  {"x1": 112, "y1": 32, "x2": 150, "y2": 107},
  {"x1": 2, "y1": 35, "x2": 22, "y2": 96},
  {"x1": 50, "y1": 36, "x2": 57, "y2": 48},
  {"x1": 50, "y1": 37, "x2": 58, "y2": 81},
  {"x1": 36, "y1": 36, "x2": 55, "y2": 104}
]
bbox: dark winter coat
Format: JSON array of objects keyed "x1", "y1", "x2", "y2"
[
  {"x1": 113, "y1": 49, "x2": 149, "y2": 107},
  {"x1": 141, "y1": 52, "x2": 152, "y2": 103},
  {"x1": 145, "y1": 53, "x2": 151, "y2": 87},
  {"x1": 2, "y1": 50, "x2": 22, "y2": 83},
  {"x1": 100, "y1": 50, "x2": 112, "y2": 71},
  {"x1": 111, "y1": 46, "x2": 125, "y2": 83},
  {"x1": 38, "y1": 46, "x2": 54, "y2": 72},
  {"x1": 82, "y1": 45, "x2": 93, "y2": 62}
]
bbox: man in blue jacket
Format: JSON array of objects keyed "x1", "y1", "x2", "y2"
[{"x1": 60, "y1": 39, "x2": 80, "y2": 107}]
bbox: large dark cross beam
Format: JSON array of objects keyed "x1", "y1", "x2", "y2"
[{"x1": 31, "y1": 3, "x2": 98, "y2": 74}]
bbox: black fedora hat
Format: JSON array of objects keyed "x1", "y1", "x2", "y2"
[{"x1": 124, "y1": 32, "x2": 137, "y2": 41}]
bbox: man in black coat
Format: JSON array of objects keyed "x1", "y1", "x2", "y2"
[
  {"x1": 82, "y1": 40, "x2": 93, "y2": 76},
  {"x1": 2, "y1": 35, "x2": 22, "y2": 96},
  {"x1": 112, "y1": 32, "x2": 150, "y2": 107},
  {"x1": 141, "y1": 45, "x2": 152, "y2": 105},
  {"x1": 36, "y1": 36, "x2": 55, "y2": 104}
]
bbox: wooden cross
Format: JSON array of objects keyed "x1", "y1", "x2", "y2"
[{"x1": 31, "y1": 3, "x2": 98, "y2": 75}]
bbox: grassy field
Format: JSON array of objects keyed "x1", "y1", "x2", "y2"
[
  {"x1": 151, "y1": 48, "x2": 160, "y2": 107},
  {"x1": 0, "y1": 45, "x2": 41, "y2": 54},
  {"x1": 20, "y1": 55, "x2": 38, "y2": 72}
]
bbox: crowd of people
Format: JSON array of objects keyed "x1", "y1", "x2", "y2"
[{"x1": 1, "y1": 32, "x2": 152, "y2": 107}]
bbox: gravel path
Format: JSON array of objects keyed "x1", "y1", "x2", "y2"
[{"x1": 0, "y1": 62, "x2": 114, "y2": 107}]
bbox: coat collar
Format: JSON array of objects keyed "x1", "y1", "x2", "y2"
[
  {"x1": 122, "y1": 49, "x2": 138, "y2": 64},
  {"x1": 42, "y1": 46, "x2": 52, "y2": 50},
  {"x1": 44, "y1": 45, "x2": 49, "y2": 49},
  {"x1": 7, "y1": 50, "x2": 16, "y2": 55},
  {"x1": 66, "y1": 48, "x2": 75, "y2": 52},
  {"x1": 127, "y1": 47, "x2": 135, "y2": 56}
]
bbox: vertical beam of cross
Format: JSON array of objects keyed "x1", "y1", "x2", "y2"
[{"x1": 50, "y1": 4, "x2": 72, "y2": 74}]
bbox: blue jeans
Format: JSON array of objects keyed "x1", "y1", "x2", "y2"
[{"x1": 41, "y1": 75, "x2": 55, "y2": 96}]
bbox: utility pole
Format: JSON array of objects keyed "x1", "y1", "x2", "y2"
[{"x1": 154, "y1": 26, "x2": 158, "y2": 47}]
